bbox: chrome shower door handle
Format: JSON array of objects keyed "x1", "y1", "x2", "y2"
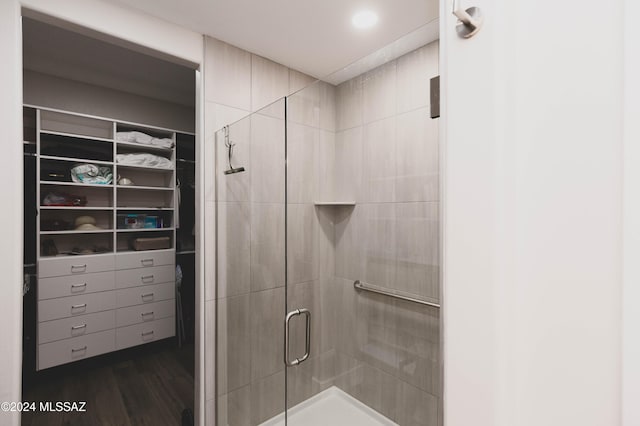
[{"x1": 284, "y1": 308, "x2": 311, "y2": 367}]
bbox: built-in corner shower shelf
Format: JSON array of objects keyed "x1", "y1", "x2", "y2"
[{"x1": 313, "y1": 201, "x2": 356, "y2": 206}]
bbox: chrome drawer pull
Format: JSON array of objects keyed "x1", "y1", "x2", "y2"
[
  {"x1": 141, "y1": 258, "x2": 154, "y2": 266},
  {"x1": 71, "y1": 324, "x2": 87, "y2": 330},
  {"x1": 141, "y1": 293, "x2": 154, "y2": 299},
  {"x1": 71, "y1": 303, "x2": 87, "y2": 310},
  {"x1": 71, "y1": 283, "x2": 87, "y2": 290},
  {"x1": 141, "y1": 331, "x2": 154, "y2": 337},
  {"x1": 70, "y1": 264, "x2": 87, "y2": 273},
  {"x1": 71, "y1": 346, "x2": 87, "y2": 353},
  {"x1": 141, "y1": 275, "x2": 154, "y2": 282},
  {"x1": 141, "y1": 311, "x2": 154, "y2": 317}
]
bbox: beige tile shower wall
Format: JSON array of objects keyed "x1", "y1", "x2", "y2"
[
  {"x1": 331, "y1": 41, "x2": 441, "y2": 425},
  {"x1": 202, "y1": 35, "x2": 329, "y2": 425}
]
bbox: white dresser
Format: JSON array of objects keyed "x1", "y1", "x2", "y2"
[{"x1": 37, "y1": 249, "x2": 176, "y2": 370}]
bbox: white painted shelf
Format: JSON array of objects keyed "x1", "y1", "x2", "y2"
[
  {"x1": 41, "y1": 130, "x2": 114, "y2": 143},
  {"x1": 176, "y1": 250, "x2": 196, "y2": 255},
  {"x1": 40, "y1": 229, "x2": 112, "y2": 235},
  {"x1": 116, "y1": 185, "x2": 173, "y2": 191},
  {"x1": 116, "y1": 207, "x2": 174, "y2": 211},
  {"x1": 40, "y1": 181, "x2": 113, "y2": 188},
  {"x1": 39, "y1": 206, "x2": 114, "y2": 210},
  {"x1": 40, "y1": 155, "x2": 113, "y2": 166},
  {"x1": 116, "y1": 228, "x2": 174, "y2": 233},
  {"x1": 40, "y1": 251, "x2": 114, "y2": 258},
  {"x1": 115, "y1": 163, "x2": 174, "y2": 172}
]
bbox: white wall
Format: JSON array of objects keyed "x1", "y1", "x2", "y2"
[
  {"x1": 440, "y1": 0, "x2": 506, "y2": 422},
  {"x1": 0, "y1": 1, "x2": 25, "y2": 425},
  {"x1": 512, "y1": 0, "x2": 622, "y2": 423},
  {"x1": 623, "y1": 0, "x2": 640, "y2": 424},
  {"x1": 0, "y1": 1, "x2": 204, "y2": 425},
  {"x1": 24, "y1": 71, "x2": 195, "y2": 132},
  {"x1": 442, "y1": 0, "x2": 623, "y2": 425}
]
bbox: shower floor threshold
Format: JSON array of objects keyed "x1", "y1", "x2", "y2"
[{"x1": 259, "y1": 386, "x2": 398, "y2": 426}]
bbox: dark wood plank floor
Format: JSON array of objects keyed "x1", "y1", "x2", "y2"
[{"x1": 22, "y1": 341, "x2": 193, "y2": 426}]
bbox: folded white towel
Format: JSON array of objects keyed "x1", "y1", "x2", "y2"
[
  {"x1": 116, "y1": 153, "x2": 173, "y2": 169},
  {"x1": 116, "y1": 131, "x2": 174, "y2": 149}
]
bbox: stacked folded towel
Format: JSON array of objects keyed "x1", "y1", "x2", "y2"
[{"x1": 116, "y1": 131, "x2": 174, "y2": 149}]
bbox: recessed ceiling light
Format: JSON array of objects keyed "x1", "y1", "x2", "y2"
[{"x1": 352, "y1": 10, "x2": 378, "y2": 29}]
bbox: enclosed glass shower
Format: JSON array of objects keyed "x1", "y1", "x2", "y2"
[{"x1": 215, "y1": 39, "x2": 440, "y2": 426}]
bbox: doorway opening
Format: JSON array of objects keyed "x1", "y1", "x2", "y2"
[{"x1": 21, "y1": 15, "x2": 200, "y2": 425}]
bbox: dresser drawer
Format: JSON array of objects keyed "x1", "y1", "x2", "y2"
[
  {"x1": 115, "y1": 265, "x2": 174, "y2": 289},
  {"x1": 38, "y1": 310, "x2": 115, "y2": 344},
  {"x1": 38, "y1": 329, "x2": 115, "y2": 370},
  {"x1": 116, "y1": 300, "x2": 175, "y2": 327},
  {"x1": 38, "y1": 271, "x2": 115, "y2": 300},
  {"x1": 115, "y1": 249, "x2": 174, "y2": 270},
  {"x1": 116, "y1": 282, "x2": 174, "y2": 308},
  {"x1": 39, "y1": 254, "x2": 114, "y2": 278},
  {"x1": 116, "y1": 316, "x2": 175, "y2": 350},
  {"x1": 38, "y1": 291, "x2": 116, "y2": 322}
]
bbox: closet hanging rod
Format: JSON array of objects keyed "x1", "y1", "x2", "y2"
[{"x1": 353, "y1": 280, "x2": 440, "y2": 308}]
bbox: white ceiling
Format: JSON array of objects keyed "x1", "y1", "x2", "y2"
[{"x1": 106, "y1": 0, "x2": 439, "y2": 79}]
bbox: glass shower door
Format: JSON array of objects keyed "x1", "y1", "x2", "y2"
[
  {"x1": 215, "y1": 99, "x2": 287, "y2": 426},
  {"x1": 283, "y1": 80, "x2": 341, "y2": 425}
]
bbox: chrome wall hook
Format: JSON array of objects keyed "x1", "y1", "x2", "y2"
[{"x1": 452, "y1": 0, "x2": 483, "y2": 38}]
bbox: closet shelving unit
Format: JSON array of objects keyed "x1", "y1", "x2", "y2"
[
  {"x1": 36, "y1": 110, "x2": 176, "y2": 256},
  {"x1": 33, "y1": 107, "x2": 193, "y2": 370}
]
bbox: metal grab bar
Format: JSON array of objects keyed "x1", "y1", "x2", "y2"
[{"x1": 353, "y1": 280, "x2": 440, "y2": 308}]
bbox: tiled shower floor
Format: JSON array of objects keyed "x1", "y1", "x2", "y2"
[{"x1": 260, "y1": 386, "x2": 398, "y2": 426}]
